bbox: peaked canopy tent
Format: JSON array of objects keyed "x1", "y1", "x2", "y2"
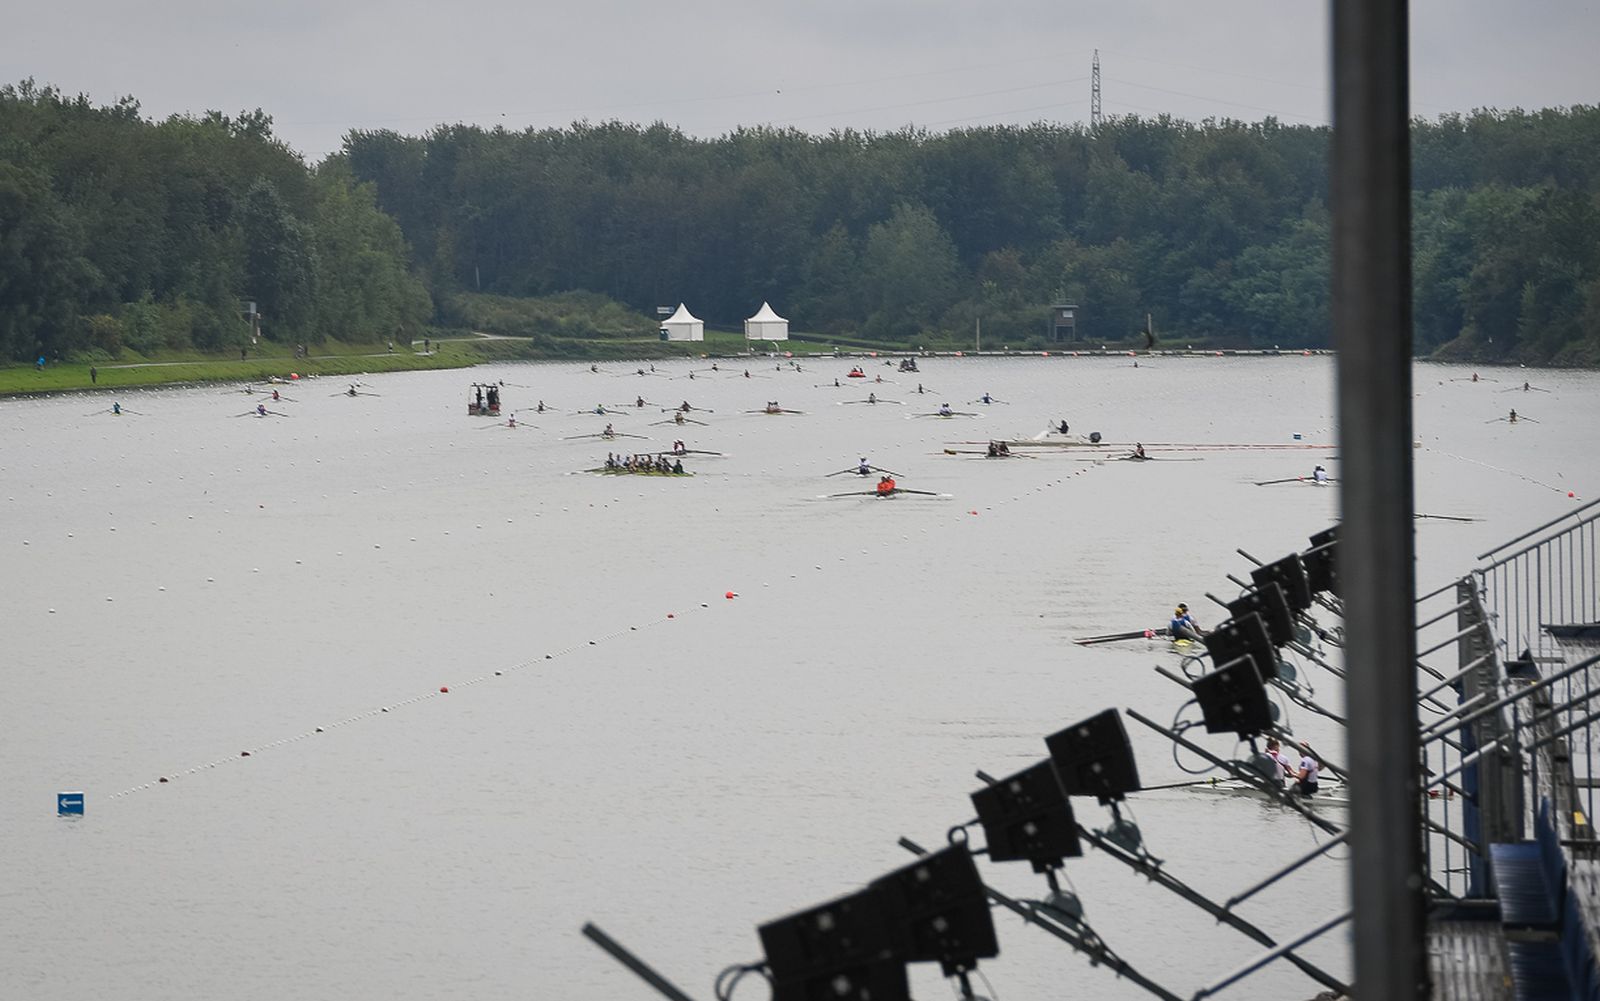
[
  {"x1": 660, "y1": 303, "x2": 704, "y2": 342},
  {"x1": 744, "y1": 301, "x2": 789, "y2": 341}
]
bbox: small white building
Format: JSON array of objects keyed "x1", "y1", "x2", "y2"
[
  {"x1": 743, "y1": 301, "x2": 789, "y2": 342},
  {"x1": 659, "y1": 303, "x2": 704, "y2": 342}
]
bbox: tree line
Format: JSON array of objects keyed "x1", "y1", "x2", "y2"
[
  {"x1": 0, "y1": 80, "x2": 431, "y2": 363},
  {"x1": 4, "y1": 77, "x2": 1596, "y2": 365},
  {"x1": 344, "y1": 106, "x2": 1599, "y2": 362}
]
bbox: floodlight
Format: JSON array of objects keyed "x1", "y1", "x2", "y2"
[
  {"x1": 1202, "y1": 612, "x2": 1280, "y2": 681},
  {"x1": 1250, "y1": 555, "x2": 1312, "y2": 613},
  {"x1": 1045, "y1": 709, "x2": 1141, "y2": 802},
  {"x1": 1227, "y1": 581, "x2": 1295, "y2": 648},
  {"x1": 1304, "y1": 527, "x2": 1340, "y2": 596},
  {"x1": 869, "y1": 845, "x2": 998, "y2": 977},
  {"x1": 759, "y1": 889, "x2": 905, "y2": 1001},
  {"x1": 971, "y1": 760, "x2": 1083, "y2": 872},
  {"x1": 1191, "y1": 656, "x2": 1274, "y2": 736}
]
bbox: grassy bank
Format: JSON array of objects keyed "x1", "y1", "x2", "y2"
[
  {"x1": 0, "y1": 341, "x2": 479, "y2": 396},
  {"x1": 0, "y1": 330, "x2": 895, "y2": 398}
]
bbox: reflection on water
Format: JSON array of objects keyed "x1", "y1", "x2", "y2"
[{"x1": 2, "y1": 357, "x2": 1594, "y2": 1000}]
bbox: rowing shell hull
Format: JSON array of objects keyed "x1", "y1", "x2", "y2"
[
  {"x1": 1182, "y1": 778, "x2": 1349, "y2": 809},
  {"x1": 587, "y1": 468, "x2": 693, "y2": 477},
  {"x1": 468, "y1": 404, "x2": 502, "y2": 416}
]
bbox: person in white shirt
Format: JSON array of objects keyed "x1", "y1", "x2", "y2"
[
  {"x1": 1293, "y1": 742, "x2": 1321, "y2": 796},
  {"x1": 1263, "y1": 738, "x2": 1294, "y2": 785}
]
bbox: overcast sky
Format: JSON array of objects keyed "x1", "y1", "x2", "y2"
[{"x1": 6, "y1": 1, "x2": 1596, "y2": 160}]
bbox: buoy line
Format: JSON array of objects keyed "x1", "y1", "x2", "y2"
[
  {"x1": 105, "y1": 612, "x2": 687, "y2": 801},
  {"x1": 100, "y1": 457, "x2": 1113, "y2": 804},
  {"x1": 1419, "y1": 445, "x2": 1579, "y2": 497}
]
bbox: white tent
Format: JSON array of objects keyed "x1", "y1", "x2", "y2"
[
  {"x1": 743, "y1": 301, "x2": 789, "y2": 341},
  {"x1": 659, "y1": 303, "x2": 704, "y2": 342}
]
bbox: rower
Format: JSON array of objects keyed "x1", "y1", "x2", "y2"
[
  {"x1": 256, "y1": 403, "x2": 267, "y2": 416},
  {"x1": 674, "y1": 411, "x2": 686, "y2": 425},
  {"x1": 765, "y1": 402, "x2": 781, "y2": 414},
  {"x1": 672, "y1": 458, "x2": 684, "y2": 474},
  {"x1": 938, "y1": 402, "x2": 953, "y2": 416},
  {"x1": 111, "y1": 402, "x2": 122, "y2": 415},
  {"x1": 981, "y1": 393, "x2": 993, "y2": 404},
  {"x1": 1261, "y1": 738, "x2": 1293, "y2": 786},
  {"x1": 1523, "y1": 382, "x2": 1531, "y2": 392},
  {"x1": 1508, "y1": 409, "x2": 1518, "y2": 423},
  {"x1": 348, "y1": 385, "x2": 359, "y2": 397},
  {"x1": 1170, "y1": 603, "x2": 1205, "y2": 642},
  {"x1": 744, "y1": 369, "x2": 752, "y2": 378},
  {"x1": 271, "y1": 390, "x2": 280, "y2": 401},
  {"x1": 605, "y1": 452, "x2": 616, "y2": 469},
  {"x1": 834, "y1": 378, "x2": 841, "y2": 387},
  {"x1": 506, "y1": 415, "x2": 517, "y2": 428},
  {"x1": 590, "y1": 364, "x2": 599, "y2": 373},
  {"x1": 867, "y1": 392, "x2": 877, "y2": 404},
  {"x1": 1134, "y1": 443, "x2": 1146, "y2": 459},
  {"x1": 876, "y1": 475, "x2": 896, "y2": 496},
  {"x1": 673, "y1": 440, "x2": 686, "y2": 454},
  {"x1": 475, "y1": 386, "x2": 484, "y2": 408},
  {"x1": 917, "y1": 384, "x2": 925, "y2": 394},
  {"x1": 1312, "y1": 464, "x2": 1328, "y2": 483},
  {"x1": 997, "y1": 441, "x2": 1011, "y2": 456},
  {"x1": 636, "y1": 396, "x2": 645, "y2": 407},
  {"x1": 1471, "y1": 372, "x2": 1479, "y2": 383},
  {"x1": 603, "y1": 423, "x2": 615, "y2": 437},
  {"x1": 680, "y1": 401, "x2": 692, "y2": 412},
  {"x1": 987, "y1": 441, "x2": 1000, "y2": 457},
  {"x1": 874, "y1": 374, "x2": 883, "y2": 383},
  {"x1": 594, "y1": 404, "x2": 606, "y2": 414},
  {"x1": 1058, "y1": 420, "x2": 1069, "y2": 434},
  {"x1": 1293, "y1": 742, "x2": 1321, "y2": 797},
  {"x1": 857, "y1": 457, "x2": 871, "y2": 475},
  {"x1": 537, "y1": 401, "x2": 546, "y2": 413}
]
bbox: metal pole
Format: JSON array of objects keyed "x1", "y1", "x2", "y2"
[
  {"x1": 1332, "y1": 0, "x2": 1427, "y2": 997},
  {"x1": 580, "y1": 923, "x2": 704, "y2": 1001}
]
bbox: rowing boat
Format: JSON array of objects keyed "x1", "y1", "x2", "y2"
[
  {"x1": 587, "y1": 467, "x2": 694, "y2": 477},
  {"x1": 1178, "y1": 776, "x2": 1350, "y2": 808}
]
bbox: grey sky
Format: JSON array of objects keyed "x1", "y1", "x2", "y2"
[{"x1": 6, "y1": 1, "x2": 1597, "y2": 160}]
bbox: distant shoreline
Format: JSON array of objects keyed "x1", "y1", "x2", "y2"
[{"x1": 10, "y1": 344, "x2": 1584, "y2": 400}]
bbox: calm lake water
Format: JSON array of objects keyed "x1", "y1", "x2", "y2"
[{"x1": 3, "y1": 356, "x2": 1595, "y2": 1001}]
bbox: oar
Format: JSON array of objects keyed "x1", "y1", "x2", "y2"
[
  {"x1": 893, "y1": 488, "x2": 949, "y2": 497},
  {"x1": 1415, "y1": 513, "x2": 1480, "y2": 523},
  {"x1": 1254, "y1": 476, "x2": 1314, "y2": 486},
  {"x1": 821, "y1": 490, "x2": 876, "y2": 498},
  {"x1": 83, "y1": 408, "x2": 111, "y2": 417},
  {"x1": 1074, "y1": 628, "x2": 1170, "y2": 646},
  {"x1": 1139, "y1": 778, "x2": 1225, "y2": 793},
  {"x1": 263, "y1": 409, "x2": 292, "y2": 417}
]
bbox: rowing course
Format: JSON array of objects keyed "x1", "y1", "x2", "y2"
[{"x1": 2, "y1": 357, "x2": 1596, "y2": 1001}]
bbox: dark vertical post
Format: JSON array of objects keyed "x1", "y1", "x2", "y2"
[{"x1": 1331, "y1": 1, "x2": 1428, "y2": 998}]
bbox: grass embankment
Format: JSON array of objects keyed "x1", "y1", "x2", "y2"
[{"x1": 0, "y1": 340, "x2": 480, "y2": 397}]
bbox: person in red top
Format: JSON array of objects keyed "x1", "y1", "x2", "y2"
[{"x1": 876, "y1": 476, "x2": 896, "y2": 496}]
